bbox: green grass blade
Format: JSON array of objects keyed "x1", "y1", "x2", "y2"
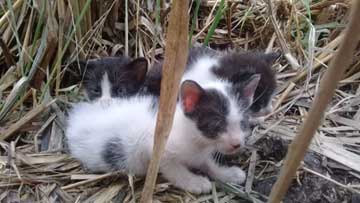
[
  {"x1": 156, "y1": 0, "x2": 161, "y2": 26},
  {"x1": 302, "y1": 0, "x2": 311, "y2": 21},
  {"x1": 5, "y1": 0, "x2": 23, "y2": 71},
  {"x1": 189, "y1": 0, "x2": 201, "y2": 47},
  {"x1": 203, "y1": 0, "x2": 226, "y2": 46},
  {"x1": 25, "y1": 0, "x2": 46, "y2": 74},
  {"x1": 39, "y1": 0, "x2": 93, "y2": 101},
  {"x1": 0, "y1": 28, "x2": 48, "y2": 121}
]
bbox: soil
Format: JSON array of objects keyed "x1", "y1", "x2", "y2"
[{"x1": 252, "y1": 136, "x2": 359, "y2": 203}]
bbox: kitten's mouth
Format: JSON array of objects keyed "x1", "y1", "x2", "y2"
[{"x1": 223, "y1": 148, "x2": 240, "y2": 155}]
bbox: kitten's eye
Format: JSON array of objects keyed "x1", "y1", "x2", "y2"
[
  {"x1": 251, "y1": 103, "x2": 261, "y2": 111},
  {"x1": 117, "y1": 87, "x2": 127, "y2": 96},
  {"x1": 91, "y1": 88, "x2": 101, "y2": 95}
]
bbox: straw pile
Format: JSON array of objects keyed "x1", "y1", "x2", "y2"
[{"x1": 1, "y1": 0, "x2": 359, "y2": 202}]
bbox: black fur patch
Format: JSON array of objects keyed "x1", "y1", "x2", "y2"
[
  {"x1": 185, "y1": 89, "x2": 229, "y2": 139},
  {"x1": 214, "y1": 52, "x2": 279, "y2": 114},
  {"x1": 102, "y1": 137, "x2": 127, "y2": 170},
  {"x1": 141, "y1": 46, "x2": 220, "y2": 97},
  {"x1": 186, "y1": 46, "x2": 219, "y2": 71},
  {"x1": 80, "y1": 56, "x2": 147, "y2": 100},
  {"x1": 148, "y1": 96, "x2": 160, "y2": 115},
  {"x1": 142, "y1": 61, "x2": 163, "y2": 96}
]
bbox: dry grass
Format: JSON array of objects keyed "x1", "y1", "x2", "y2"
[{"x1": 0, "y1": 0, "x2": 359, "y2": 202}]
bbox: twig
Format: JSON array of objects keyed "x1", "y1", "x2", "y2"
[
  {"x1": 245, "y1": 150, "x2": 257, "y2": 193},
  {"x1": 273, "y1": 82, "x2": 296, "y2": 110},
  {"x1": 264, "y1": 0, "x2": 300, "y2": 69},
  {"x1": 0, "y1": 37, "x2": 16, "y2": 66},
  {"x1": 1, "y1": 99, "x2": 56, "y2": 141},
  {"x1": 217, "y1": 182, "x2": 267, "y2": 202},
  {"x1": 139, "y1": 0, "x2": 189, "y2": 202},
  {"x1": 61, "y1": 172, "x2": 122, "y2": 190},
  {"x1": 124, "y1": 0, "x2": 129, "y2": 56},
  {"x1": 212, "y1": 182, "x2": 219, "y2": 203},
  {"x1": 267, "y1": 1, "x2": 360, "y2": 202}
]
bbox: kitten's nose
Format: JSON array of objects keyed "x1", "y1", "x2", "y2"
[{"x1": 231, "y1": 143, "x2": 241, "y2": 149}]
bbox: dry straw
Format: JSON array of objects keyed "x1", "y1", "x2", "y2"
[
  {"x1": 1, "y1": 0, "x2": 359, "y2": 202},
  {"x1": 268, "y1": 0, "x2": 360, "y2": 202}
]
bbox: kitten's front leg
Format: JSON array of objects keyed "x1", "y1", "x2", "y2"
[
  {"x1": 204, "y1": 158, "x2": 246, "y2": 185},
  {"x1": 161, "y1": 161, "x2": 212, "y2": 194}
]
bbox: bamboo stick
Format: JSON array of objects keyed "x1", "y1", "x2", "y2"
[
  {"x1": 139, "y1": 0, "x2": 189, "y2": 202},
  {"x1": 267, "y1": 1, "x2": 360, "y2": 202}
]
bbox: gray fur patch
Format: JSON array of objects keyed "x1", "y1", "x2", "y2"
[{"x1": 102, "y1": 137, "x2": 127, "y2": 170}]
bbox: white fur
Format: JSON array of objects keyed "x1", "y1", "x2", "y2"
[
  {"x1": 182, "y1": 56, "x2": 219, "y2": 86},
  {"x1": 99, "y1": 73, "x2": 112, "y2": 101},
  {"x1": 66, "y1": 80, "x2": 247, "y2": 194}
]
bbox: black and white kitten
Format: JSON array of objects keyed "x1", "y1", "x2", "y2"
[
  {"x1": 145, "y1": 46, "x2": 280, "y2": 118},
  {"x1": 66, "y1": 76, "x2": 260, "y2": 194},
  {"x1": 73, "y1": 56, "x2": 148, "y2": 101}
]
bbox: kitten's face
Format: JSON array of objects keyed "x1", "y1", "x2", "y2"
[
  {"x1": 214, "y1": 52, "x2": 280, "y2": 117},
  {"x1": 80, "y1": 57, "x2": 148, "y2": 101},
  {"x1": 180, "y1": 77, "x2": 259, "y2": 155}
]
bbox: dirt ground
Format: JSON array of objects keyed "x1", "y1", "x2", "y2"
[{"x1": 251, "y1": 136, "x2": 359, "y2": 203}]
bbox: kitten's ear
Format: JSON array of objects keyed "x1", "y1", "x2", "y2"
[
  {"x1": 262, "y1": 52, "x2": 281, "y2": 64},
  {"x1": 78, "y1": 60, "x2": 90, "y2": 73},
  {"x1": 71, "y1": 60, "x2": 94, "y2": 75},
  {"x1": 180, "y1": 80, "x2": 204, "y2": 113},
  {"x1": 129, "y1": 57, "x2": 148, "y2": 82},
  {"x1": 241, "y1": 74, "x2": 261, "y2": 107}
]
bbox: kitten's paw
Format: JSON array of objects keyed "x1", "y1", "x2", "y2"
[
  {"x1": 218, "y1": 167, "x2": 246, "y2": 184},
  {"x1": 175, "y1": 176, "x2": 212, "y2": 194}
]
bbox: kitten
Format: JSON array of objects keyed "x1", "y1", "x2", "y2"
[
  {"x1": 145, "y1": 46, "x2": 280, "y2": 118},
  {"x1": 69, "y1": 56, "x2": 148, "y2": 101},
  {"x1": 66, "y1": 75, "x2": 260, "y2": 194}
]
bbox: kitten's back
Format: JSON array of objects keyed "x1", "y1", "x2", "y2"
[{"x1": 66, "y1": 96, "x2": 157, "y2": 172}]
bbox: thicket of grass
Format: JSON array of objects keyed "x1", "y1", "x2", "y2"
[{"x1": 1, "y1": 0, "x2": 359, "y2": 202}]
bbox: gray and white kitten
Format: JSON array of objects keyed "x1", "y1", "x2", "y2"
[
  {"x1": 66, "y1": 76, "x2": 260, "y2": 194},
  {"x1": 145, "y1": 46, "x2": 280, "y2": 118}
]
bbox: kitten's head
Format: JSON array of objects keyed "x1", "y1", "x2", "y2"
[
  {"x1": 79, "y1": 57, "x2": 148, "y2": 101},
  {"x1": 214, "y1": 52, "x2": 280, "y2": 117},
  {"x1": 179, "y1": 75, "x2": 260, "y2": 155}
]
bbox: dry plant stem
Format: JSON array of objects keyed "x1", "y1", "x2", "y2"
[
  {"x1": 267, "y1": 1, "x2": 360, "y2": 202},
  {"x1": 124, "y1": 0, "x2": 129, "y2": 56},
  {"x1": 0, "y1": 37, "x2": 16, "y2": 66},
  {"x1": 273, "y1": 82, "x2": 295, "y2": 110},
  {"x1": 0, "y1": 0, "x2": 24, "y2": 29},
  {"x1": 140, "y1": 0, "x2": 189, "y2": 202},
  {"x1": 1, "y1": 100, "x2": 56, "y2": 141},
  {"x1": 245, "y1": 150, "x2": 257, "y2": 193},
  {"x1": 61, "y1": 172, "x2": 119, "y2": 190},
  {"x1": 264, "y1": 0, "x2": 300, "y2": 69}
]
